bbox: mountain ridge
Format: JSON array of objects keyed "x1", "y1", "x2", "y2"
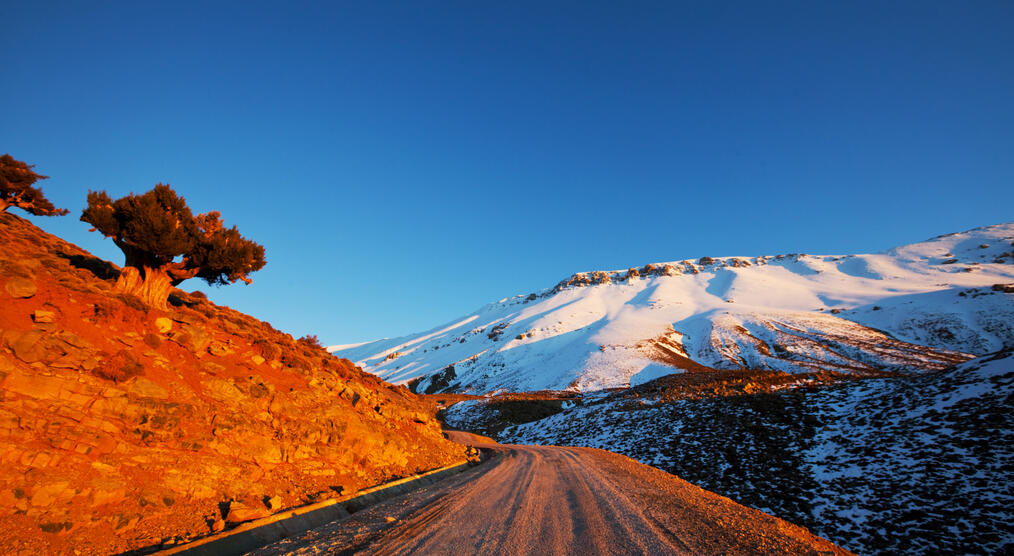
[{"x1": 332, "y1": 222, "x2": 1014, "y2": 393}]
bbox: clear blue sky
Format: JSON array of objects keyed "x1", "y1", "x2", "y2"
[{"x1": 2, "y1": 1, "x2": 1012, "y2": 344}]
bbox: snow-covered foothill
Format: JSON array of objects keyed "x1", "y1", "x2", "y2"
[{"x1": 448, "y1": 350, "x2": 1014, "y2": 555}]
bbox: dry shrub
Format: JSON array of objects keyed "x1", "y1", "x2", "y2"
[
  {"x1": 297, "y1": 334, "x2": 323, "y2": 350},
  {"x1": 92, "y1": 299, "x2": 119, "y2": 321},
  {"x1": 143, "y1": 333, "x2": 162, "y2": 349},
  {"x1": 252, "y1": 338, "x2": 282, "y2": 361},
  {"x1": 93, "y1": 350, "x2": 145, "y2": 382},
  {"x1": 281, "y1": 347, "x2": 310, "y2": 370}
]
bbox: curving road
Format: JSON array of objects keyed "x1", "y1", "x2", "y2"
[{"x1": 253, "y1": 432, "x2": 849, "y2": 555}]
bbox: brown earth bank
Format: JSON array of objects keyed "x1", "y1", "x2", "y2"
[
  {"x1": 252, "y1": 432, "x2": 851, "y2": 555},
  {"x1": 0, "y1": 212, "x2": 466, "y2": 555}
]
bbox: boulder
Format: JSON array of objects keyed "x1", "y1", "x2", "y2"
[
  {"x1": 204, "y1": 379, "x2": 246, "y2": 403},
  {"x1": 169, "y1": 325, "x2": 211, "y2": 353},
  {"x1": 32, "y1": 310, "x2": 56, "y2": 324},
  {"x1": 4, "y1": 372, "x2": 67, "y2": 400},
  {"x1": 30, "y1": 482, "x2": 71, "y2": 507},
  {"x1": 201, "y1": 361, "x2": 227, "y2": 375},
  {"x1": 4, "y1": 277, "x2": 37, "y2": 298},
  {"x1": 128, "y1": 377, "x2": 169, "y2": 400},
  {"x1": 154, "y1": 317, "x2": 173, "y2": 334},
  {"x1": 265, "y1": 495, "x2": 283, "y2": 511},
  {"x1": 56, "y1": 331, "x2": 91, "y2": 349},
  {"x1": 207, "y1": 342, "x2": 234, "y2": 357},
  {"x1": 224, "y1": 501, "x2": 271, "y2": 524},
  {"x1": 9, "y1": 330, "x2": 56, "y2": 364}
]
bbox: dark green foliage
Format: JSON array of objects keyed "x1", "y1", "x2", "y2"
[
  {"x1": 189, "y1": 213, "x2": 267, "y2": 286},
  {"x1": 81, "y1": 186, "x2": 197, "y2": 268},
  {"x1": 0, "y1": 154, "x2": 69, "y2": 216},
  {"x1": 493, "y1": 399, "x2": 564, "y2": 425},
  {"x1": 80, "y1": 184, "x2": 266, "y2": 288}
]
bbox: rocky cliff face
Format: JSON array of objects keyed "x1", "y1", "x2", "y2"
[{"x1": 0, "y1": 212, "x2": 466, "y2": 555}]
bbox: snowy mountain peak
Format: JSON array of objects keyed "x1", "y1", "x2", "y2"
[
  {"x1": 545, "y1": 222, "x2": 1014, "y2": 294},
  {"x1": 333, "y1": 222, "x2": 1014, "y2": 393}
]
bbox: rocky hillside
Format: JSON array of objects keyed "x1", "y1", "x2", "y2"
[
  {"x1": 0, "y1": 212, "x2": 466, "y2": 555},
  {"x1": 445, "y1": 351, "x2": 1014, "y2": 554},
  {"x1": 334, "y1": 222, "x2": 1014, "y2": 393}
]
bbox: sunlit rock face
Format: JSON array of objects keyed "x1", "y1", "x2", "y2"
[{"x1": 0, "y1": 212, "x2": 465, "y2": 554}]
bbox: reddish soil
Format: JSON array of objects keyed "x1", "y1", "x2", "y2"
[{"x1": 0, "y1": 212, "x2": 465, "y2": 554}]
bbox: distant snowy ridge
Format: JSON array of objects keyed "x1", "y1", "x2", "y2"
[
  {"x1": 333, "y1": 222, "x2": 1014, "y2": 393},
  {"x1": 326, "y1": 340, "x2": 376, "y2": 352}
]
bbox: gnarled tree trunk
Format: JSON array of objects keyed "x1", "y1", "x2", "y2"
[
  {"x1": 115, "y1": 265, "x2": 173, "y2": 311},
  {"x1": 113, "y1": 244, "x2": 185, "y2": 311}
]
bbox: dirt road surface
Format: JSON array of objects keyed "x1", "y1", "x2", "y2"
[{"x1": 252, "y1": 432, "x2": 849, "y2": 555}]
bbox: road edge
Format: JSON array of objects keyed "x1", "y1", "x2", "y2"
[{"x1": 154, "y1": 459, "x2": 473, "y2": 556}]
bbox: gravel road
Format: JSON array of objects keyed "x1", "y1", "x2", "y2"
[{"x1": 252, "y1": 432, "x2": 849, "y2": 555}]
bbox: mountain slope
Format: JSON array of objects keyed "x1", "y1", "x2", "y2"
[
  {"x1": 445, "y1": 350, "x2": 1014, "y2": 555},
  {"x1": 334, "y1": 223, "x2": 1014, "y2": 393},
  {"x1": 0, "y1": 213, "x2": 466, "y2": 554}
]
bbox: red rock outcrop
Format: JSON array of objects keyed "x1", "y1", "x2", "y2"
[{"x1": 0, "y1": 212, "x2": 466, "y2": 554}]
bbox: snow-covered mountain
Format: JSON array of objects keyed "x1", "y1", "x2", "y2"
[{"x1": 332, "y1": 223, "x2": 1014, "y2": 393}]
